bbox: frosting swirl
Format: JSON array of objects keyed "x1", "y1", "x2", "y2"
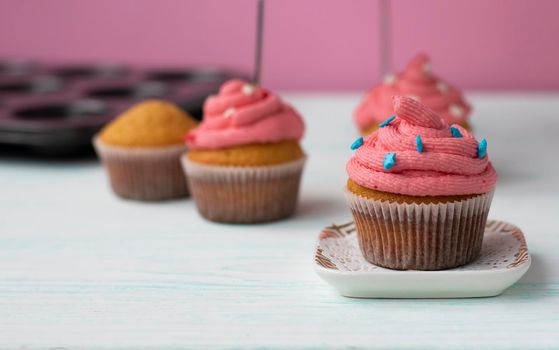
[
  {"x1": 354, "y1": 54, "x2": 471, "y2": 131},
  {"x1": 186, "y1": 79, "x2": 304, "y2": 149},
  {"x1": 347, "y1": 96, "x2": 497, "y2": 196}
]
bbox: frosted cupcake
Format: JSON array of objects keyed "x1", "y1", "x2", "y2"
[
  {"x1": 354, "y1": 54, "x2": 472, "y2": 135},
  {"x1": 94, "y1": 100, "x2": 197, "y2": 201},
  {"x1": 346, "y1": 96, "x2": 497, "y2": 270},
  {"x1": 182, "y1": 79, "x2": 306, "y2": 223}
]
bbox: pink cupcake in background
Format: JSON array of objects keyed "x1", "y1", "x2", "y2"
[
  {"x1": 354, "y1": 54, "x2": 472, "y2": 135},
  {"x1": 182, "y1": 79, "x2": 306, "y2": 224}
]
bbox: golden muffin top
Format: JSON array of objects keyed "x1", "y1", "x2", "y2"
[{"x1": 99, "y1": 100, "x2": 198, "y2": 147}]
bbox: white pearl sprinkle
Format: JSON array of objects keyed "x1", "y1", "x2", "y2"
[
  {"x1": 224, "y1": 107, "x2": 236, "y2": 118},
  {"x1": 422, "y1": 62, "x2": 432, "y2": 74},
  {"x1": 242, "y1": 84, "x2": 255, "y2": 95},
  {"x1": 449, "y1": 104, "x2": 463, "y2": 117},
  {"x1": 437, "y1": 81, "x2": 449, "y2": 93},
  {"x1": 383, "y1": 74, "x2": 396, "y2": 85},
  {"x1": 408, "y1": 95, "x2": 421, "y2": 102}
]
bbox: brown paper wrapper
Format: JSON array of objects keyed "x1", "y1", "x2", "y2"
[
  {"x1": 345, "y1": 190, "x2": 494, "y2": 271},
  {"x1": 93, "y1": 137, "x2": 189, "y2": 201},
  {"x1": 182, "y1": 156, "x2": 306, "y2": 223}
]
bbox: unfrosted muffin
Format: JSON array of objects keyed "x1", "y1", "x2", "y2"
[
  {"x1": 182, "y1": 79, "x2": 306, "y2": 223},
  {"x1": 346, "y1": 96, "x2": 497, "y2": 270},
  {"x1": 354, "y1": 54, "x2": 472, "y2": 135},
  {"x1": 93, "y1": 100, "x2": 198, "y2": 201}
]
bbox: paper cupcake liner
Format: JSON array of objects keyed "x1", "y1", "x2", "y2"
[
  {"x1": 93, "y1": 137, "x2": 189, "y2": 201},
  {"x1": 182, "y1": 156, "x2": 306, "y2": 223},
  {"x1": 345, "y1": 190, "x2": 494, "y2": 270}
]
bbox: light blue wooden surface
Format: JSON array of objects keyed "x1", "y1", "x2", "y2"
[{"x1": 1, "y1": 93, "x2": 558, "y2": 349}]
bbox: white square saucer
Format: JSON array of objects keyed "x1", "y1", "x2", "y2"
[{"x1": 314, "y1": 220, "x2": 530, "y2": 298}]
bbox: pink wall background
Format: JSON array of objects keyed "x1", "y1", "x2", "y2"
[{"x1": 0, "y1": 0, "x2": 558, "y2": 91}]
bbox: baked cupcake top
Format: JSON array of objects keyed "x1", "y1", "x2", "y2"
[
  {"x1": 186, "y1": 79, "x2": 304, "y2": 150},
  {"x1": 354, "y1": 54, "x2": 471, "y2": 131},
  {"x1": 99, "y1": 100, "x2": 197, "y2": 147},
  {"x1": 347, "y1": 96, "x2": 497, "y2": 196}
]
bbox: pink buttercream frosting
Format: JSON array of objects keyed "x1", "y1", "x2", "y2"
[
  {"x1": 347, "y1": 96, "x2": 497, "y2": 196},
  {"x1": 186, "y1": 79, "x2": 304, "y2": 150},
  {"x1": 354, "y1": 54, "x2": 471, "y2": 131}
]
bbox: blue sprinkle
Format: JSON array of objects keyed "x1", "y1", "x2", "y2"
[
  {"x1": 383, "y1": 152, "x2": 396, "y2": 170},
  {"x1": 416, "y1": 135, "x2": 423, "y2": 153},
  {"x1": 478, "y1": 139, "x2": 487, "y2": 159},
  {"x1": 379, "y1": 115, "x2": 396, "y2": 128},
  {"x1": 351, "y1": 137, "x2": 364, "y2": 150},
  {"x1": 450, "y1": 127, "x2": 463, "y2": 138}
]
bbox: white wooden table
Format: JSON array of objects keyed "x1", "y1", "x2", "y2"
[{"x1": 1, "y1": 93, "x2": 558, "y2": 349}]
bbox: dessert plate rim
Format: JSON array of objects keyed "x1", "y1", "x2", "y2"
[{"x1": 314, "y1": 219, "x2": 531, "y2": 298}]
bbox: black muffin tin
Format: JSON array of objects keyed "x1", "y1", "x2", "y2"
[{"x1": 0, "y1": 60, "x2": 243, "y2": 155}]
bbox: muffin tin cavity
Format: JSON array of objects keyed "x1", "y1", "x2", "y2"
[
  {"x1": 0, "y1": 76, "x2": 63, "y2": 96},
  {"x1": 146, "y1": 69, "x2": 194, "y2": 83},
  {"x1": 14, "y1": 99, "x2": 109, "y2": 122},
  {"x1": 85, "y1": 82, "x2": 167, "y2": 100},
  {"x1": 0, "y1": 98, "x2": 116, "y2": 154},
  {"x1": 48, "y1": 64, "x2": 127, "y2": 80},
  {"x1": 146, "y1": 68, "x2": 226, "y2": 83}
]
